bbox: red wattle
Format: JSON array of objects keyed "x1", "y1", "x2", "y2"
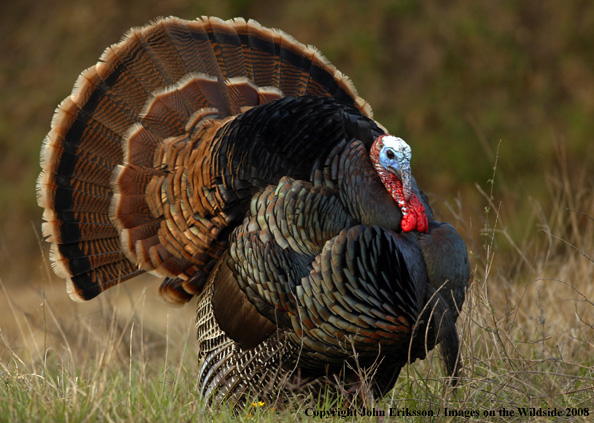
[
  {"x1": 401, "y1": 213, "x2": 417, "y2": 232},
  {"x1": 408, "y1": 194, "x2": 429, "y2": 233},
  {"x1": 399, "y1": 194, "x2": 428, "y2": 233}
]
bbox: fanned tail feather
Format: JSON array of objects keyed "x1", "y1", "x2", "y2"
[{"x1": 38, "y1": 16, "x2": 372, "y2": 303}]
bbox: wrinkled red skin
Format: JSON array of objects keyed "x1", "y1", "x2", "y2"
[
  {"x1": 370, "y1": 136, "x2": 428, "y2": 233},
  {"x1": 395, "y1": 183, "x2": 428, "y2": 233}
]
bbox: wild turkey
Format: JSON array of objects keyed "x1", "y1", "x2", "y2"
[{"x1": 37, "y1": 16, "x2": 469, "y2": 406}]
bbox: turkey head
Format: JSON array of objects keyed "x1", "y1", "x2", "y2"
[{"x1": 370, "y1": 135, "x2": 429, "y2": 233}]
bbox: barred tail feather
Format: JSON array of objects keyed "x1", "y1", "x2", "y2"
[{"x1": 38, "y1": 16, "x2": 373, "y2": 303}]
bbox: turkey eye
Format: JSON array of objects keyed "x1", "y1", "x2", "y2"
[{"x1": 386, "y1": 150, "x2": 395, "y2": 160}]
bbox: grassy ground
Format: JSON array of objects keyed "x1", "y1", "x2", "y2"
[{"x1": 1, "y1": 159, "x2": 592, "y2": 422}]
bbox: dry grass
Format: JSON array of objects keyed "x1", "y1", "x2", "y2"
[{"x1": 1, "y1": 159, "x2": 593, "y2": 422}]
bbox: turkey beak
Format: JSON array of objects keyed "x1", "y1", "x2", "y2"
[
  {"x1": 390, "y1": 162, "x2": 412, "y2": 201},
  {"x1": 400, "y1": 164, "x2": 412, "y2": 201}
]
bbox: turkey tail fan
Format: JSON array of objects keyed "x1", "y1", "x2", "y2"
[{"x1": 37, "y1": 16, "x2": 373, "y2": 303}]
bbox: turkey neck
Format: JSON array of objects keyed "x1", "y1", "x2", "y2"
[{"x1": 329, "y1": 141, "x2": 405, "y2": 231}]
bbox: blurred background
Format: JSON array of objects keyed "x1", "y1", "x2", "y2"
[{"x1": 1, "y1": 0, "x2": 592, "y2": 359}]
